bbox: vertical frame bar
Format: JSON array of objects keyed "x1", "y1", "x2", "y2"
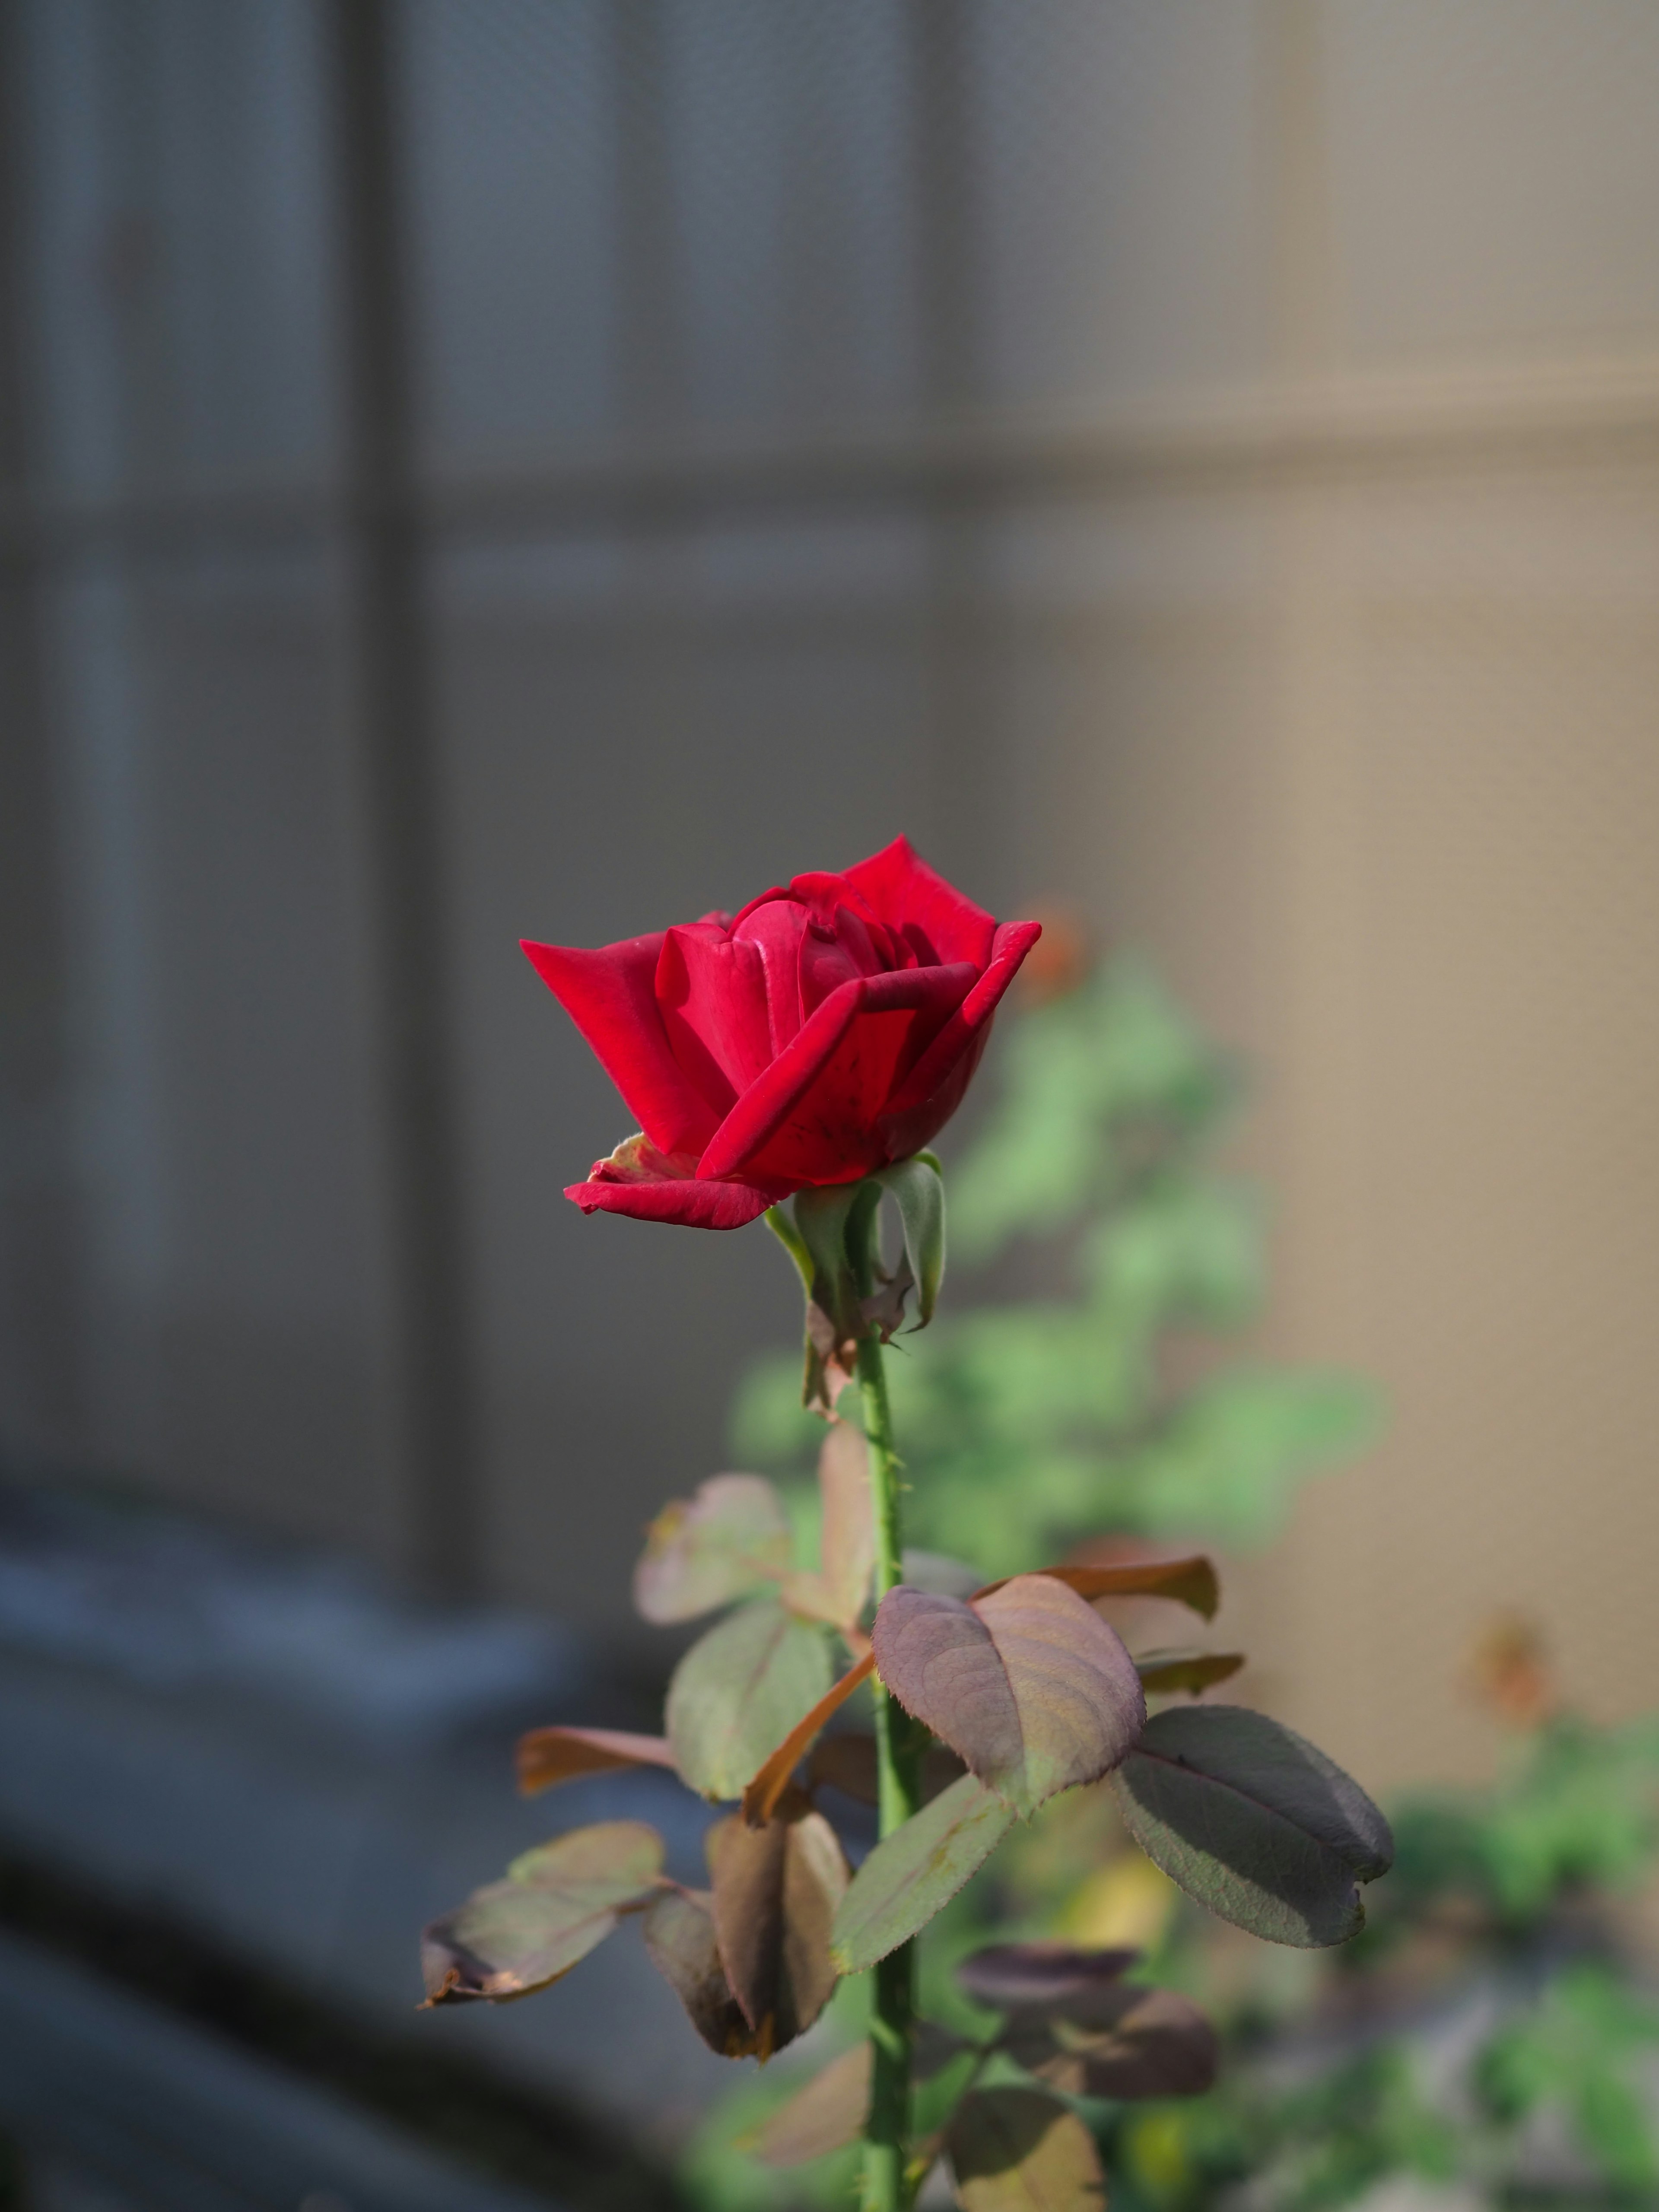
[
  {"x1": 0, "y1": 0, "x2": 85, "y2": 1458},
  {"x1": 906, "y1": 0, "x2": 1001, "y2": 903},
  {"x1": 324, "y1": 0, "x2": 477, "y2": 1593}
]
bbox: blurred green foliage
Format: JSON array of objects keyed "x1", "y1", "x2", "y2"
[
  {"x1": 1389, "y1": 1713, "x2": 1659, "y2": 1928},
  {"x1": 732, "y1": 958, "x2": 1376, "y2": 1568}
]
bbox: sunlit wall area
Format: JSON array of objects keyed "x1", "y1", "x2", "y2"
[
  {"x1": 987, "y1": 3, "x2": 1659, "y2": 1791},
  {"x1": 2, "y1": 2, "x2": 1657, "y2": 1792}
]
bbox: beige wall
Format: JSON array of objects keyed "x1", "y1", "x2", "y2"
[
  {"x1": 7, "y1": 3, "x2": 1659, "y2": 1794},
  {"x1": 1000, "y1": 0, "x2": 1659, "y2": 1790}
]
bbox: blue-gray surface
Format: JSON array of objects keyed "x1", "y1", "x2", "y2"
[
  {"x1": 0, "y1": 1489, "x2": 734, "y2": 2149},
  {"x1": 0, "y1": 1926, "x2": 558, "y2": 2212}
]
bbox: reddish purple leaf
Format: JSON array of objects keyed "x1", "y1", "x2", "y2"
[
  {"x1": 634, "y1": 1474, "x2": 791, "y2": 1625},
  {"x1": 1004, "y1": 1984, "x2": 1220, "y2": 2100},
  {"x1": 872, "y1": 1574, "x2": 1146, "y2": 1816},
  {"x1": 956, "y1": 1942, "x2": 1141, "y2": 2015}
]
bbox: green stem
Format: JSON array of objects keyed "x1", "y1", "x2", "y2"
[{"x1": 857, "y1": 1331, "x2": 922, "y2": 2212}]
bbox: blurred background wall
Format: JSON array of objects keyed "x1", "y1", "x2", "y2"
[{"x1": 2, "y1": 0, "x2": 1657, "y2": 1796}]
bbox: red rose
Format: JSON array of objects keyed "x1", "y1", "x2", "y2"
[{"x1": 523, "y1": 836, "x2": 1041, "y2": 1230}]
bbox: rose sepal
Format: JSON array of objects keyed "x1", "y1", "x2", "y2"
[{"x1": 780, "y1": 1156, "x2": 945, "y2": 1414}]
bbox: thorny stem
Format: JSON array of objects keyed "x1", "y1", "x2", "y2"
[{"x1": 856, "y1": 1329, "x2": 923, "y2": 2212}]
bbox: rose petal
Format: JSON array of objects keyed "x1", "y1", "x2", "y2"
[
  {"x1": 798, "y1": 925, "x2": 865, "y2": 1019},
  {"x1": 656, "y1": 925, "x2": 773, "y2": 1101},
  {"x1": 826, "y1": 903, "x2": 901, "y2": 979},
  {"x1": 842, "y1": 836, "x2": 998, "y2": 970},
  {"x1": 731, "y1": 899, "x2": 810, "y2": 1056},
  {"x1": 521, "y1": 935, "x2": 721, "y2": 1157},
  {"x1": 884, "y1": 919, "x2": 1042, "y2": 1120},
  {"x1": 564, "y1": 1174, "x2": 781, "y2": 1230},
  {"x1": 782, "y1": 871, "x2": 887, "y2": 936},
  {"x1": 696, "y1": 964, "x2": 976, "y2": 1187}
]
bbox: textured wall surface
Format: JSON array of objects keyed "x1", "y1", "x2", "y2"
[{"x1": 3, "y1": 2, "x2": 1658, "y2": 1791}]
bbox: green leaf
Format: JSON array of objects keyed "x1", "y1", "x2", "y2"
[
  {"x1": 947, "y1": 2087, "x2": 1106, "y2": 2212},
  {"x1": 641, "y1": 1887, "x2": 767, "y2": 2058},
  {"x1": 831, "y1": 1773, "x2": 1016, "y2": 1974},
  {"x1": 876, "y1": 1155, "x2": 946, "y2": 1327},
  {"x1": 634, "y1": 1474, "x2": 792, "y2": 1626},
  {"x1": 421, "y1": 1820, "x2": 663, "y2": 2004},
  {"x1": 1003, "y1": 1984, "x2": 1219, "y2": 2100},
  {"x1": 1476, "y1": 1963, "x2": 1659, "y2": 2190},
  {"x1": 871, "y1": 1575, "x2": 1146, "y2": 1816},
  {"x1": 708, "y1": 1800, "x2": 848, "y2": 2050},
  {"x1": 746, "y1": 2042, "x2": 872, "y2": 2167},
  {"x1": 1113, "y1": 1705, "x2": 1393, "y2": 1946},
  {"x1": 667, "y1": 1599, "x2": 835, "y2": 1801}
]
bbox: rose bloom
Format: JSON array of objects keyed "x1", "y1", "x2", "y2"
[{"x1": 523, "y1": 836, "x2": 1040, "y2": 1229}]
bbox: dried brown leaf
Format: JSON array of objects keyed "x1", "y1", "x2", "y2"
[
  {"x1": 516, "y1": 1726, "x2": 677, "y2": 1796},
  {"x1": 641, "y1": 1887, "x2": 767, "y2": 2058},
  {"x1": 709, "y1": 1802, "x2": 849, "y2": 2051}
]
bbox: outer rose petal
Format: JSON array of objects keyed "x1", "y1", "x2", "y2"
[
  {"x1": 842, "y1": 834, "x2": 997, "y2": 970},
  {"x1": 878, "y1": 918, "x2": 1042, "y2": 1157},
  {"x1": 521, "y1": 936, "x2": 721, "y2": 1156},
  {"x1": 564, "y1": 1175, "x2": 779, "y2": 1229},
  {"x1": 696, "y1": 962, "x2": 977, "y2": 1186}
]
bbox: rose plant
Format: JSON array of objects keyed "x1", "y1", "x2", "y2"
[{"x1": 423, "y1": 840, "x2": 1393, "y2": 2212}]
